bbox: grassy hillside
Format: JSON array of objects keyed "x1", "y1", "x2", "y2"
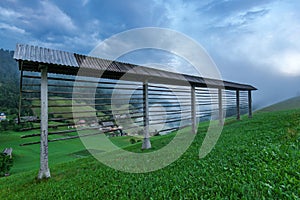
[
  {"x1": 0, "y1": 110, "x2": 299, "y2": 199},
  {"x1": 0, "y1": 128, "x2": 155, "y2": 174},
  {"x1": 0, "y1": 129, "x2": 87, "y2": 173},
  {"x1": 260, "y1": 96, "x2": 300, "y2": 112}
]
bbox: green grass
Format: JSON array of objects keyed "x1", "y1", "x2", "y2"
[
  {"x1": 0, "y1": 109, "x2": 299, "y2": 199},
  {"x1": 0, "y1": 129, "x2": 143, "y2": 174}
]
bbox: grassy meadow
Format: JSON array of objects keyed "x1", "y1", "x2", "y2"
[{"x1": 0, "y1": 109, "x2": 299, "y2": 199}]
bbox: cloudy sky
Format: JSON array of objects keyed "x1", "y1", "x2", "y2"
[{"x1": 0, "y1": 0, "x2": 300, "y2": 109}]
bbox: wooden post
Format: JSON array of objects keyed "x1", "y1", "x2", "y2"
[
  {"x1": 142, "y1": 80, "x2": 151, "y2": 149},
  {"x1": 18, "y1": 65, "x2": 23, "y2": 124},
  {"x1": 236, "y1": 90, "x2": 240, "y2": 120},
  {"x1": 38, "y1": 66, "x2": 51, "y2": 179},
  {"x1": 191, "y1": 85, "x2": 197, "y2": 134},
  {"x1": 248, "y1": 90, "x2": 252, "y2": 118},
  {"x1": 218, "y1": 88, "x2": 223, "y2": 125}
]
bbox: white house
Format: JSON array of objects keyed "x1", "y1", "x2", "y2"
[{"x1": 0, "y1": 113, "x2": 6, "y2": 121}]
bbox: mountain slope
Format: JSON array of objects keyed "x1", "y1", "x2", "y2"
[{"x1": 260, "y1": 96, "x2": 300, "y2": 112}]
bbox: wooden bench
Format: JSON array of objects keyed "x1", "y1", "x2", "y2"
[{"x1": 3, "y1": 148, "x2": 13, "y2": 158}]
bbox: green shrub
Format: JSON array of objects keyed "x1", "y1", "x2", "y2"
[
  {"x1": 129, "y1": 138, "x2": 136, "y2": 144},
  {"x1": 0, "y1": 120, "x2": 9, "y2": 131},
  {"x1": 0, "y1": 153, "x2": 13, "y2": 177},
  {"x1": 13, "y1": 123, "x2": 23, "y2": 131}
]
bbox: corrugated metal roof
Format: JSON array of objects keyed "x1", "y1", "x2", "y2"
[
  {"x1": 13, "y1": 44, "x2": 257, "y2": 90},
  {"x1": 14, "y1": 44, "x2": 78, "y2": 67}
]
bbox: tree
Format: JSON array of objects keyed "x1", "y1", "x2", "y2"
[{"x1": 0, "y1": 120, "x2": 9, "y2": 131}]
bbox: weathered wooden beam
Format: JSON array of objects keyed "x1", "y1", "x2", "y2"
[
  {"x1": 142, "y1": 80, "x2": 151, "y2": 149},
  {"x1": 236, "y1": 90, "x2": 240, "y2": 120},
  {"x1": 38, "y1": 66, "x2": 51, "y2": 179},
  {"x1": 18, "y1": 61, "x2": 23, "y2": 124},
  {"x1": 218, "y1": 88, "x2": 223, "y2": 125},
  {"x1": 20, "y1": 131, "x2": 104, "y2": 146},
  {"x1": 191, "y1": 85, "x2": 197, "y2": 134},
  {"x1": 248, "y1": 90, "x2": 252, "y2": 118}
]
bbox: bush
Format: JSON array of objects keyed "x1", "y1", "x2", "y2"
[
  {"x1": 129, "y1": 138, "x2": 136, "y2": 144},
  {"x1": 0, "y1": 153, "x2": 13, "y2": 177},
  {"x1": 13, "y1": 121, "x2": 33, "y2": 131},
  {"x1": 13, "y1": 123, "x2": 23, "y2": 131},
  {"x1": 0, "y1": 120, "x2": 9, "y2": 131}
]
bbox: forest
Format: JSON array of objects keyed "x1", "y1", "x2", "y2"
[{"x1": 0, "y1": 49, "x2": 19, "y2": 117}]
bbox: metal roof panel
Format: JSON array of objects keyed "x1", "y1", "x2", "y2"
[
  {"x1": 14, "y1": 44, "x2": 78, "y2": 67},
  {"x1": 13, "y1": 44, "x2": 257, "y2": 91}
]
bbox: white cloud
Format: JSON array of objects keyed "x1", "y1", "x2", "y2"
[
  {"x1": 137, "y1": 54, "x2": 198, "y2": 75},
  {"x1": 38, "y1": 1, "x2": 77, "y2": 32},
  {"x1": 160, "y1": 0, "x2": 205, "y2": 34},
  {"x1": 0, "y1": 1, "x2": 77, "y2": 34},
  {"x1": 0, "y1": 22, "x2": 25, "y2": 34},
  {"x1": 269, "y1": 51, "x2": 300, "y2": 76},
  {"x1": 214, "y1": 8, "x2": 269, "y2": 28},
  {"x1": 90, "y1": 27, "x2": 220, "y2": 78},
  {"x1": 0, "y1": 1, "x2": 104, "y2": 52},
  {"x1": 30, "y1": 32, "x2": 102, "y2": 53},
  {"x1": 197, "y1": 1, "x2": 300, "y2": 77},
  {"x1": 154, "y1": 0, "x2": 300, "y2": 77},
  {"x1": 0, "y1": 6, "x2": 21, "y2": 19},
  {"x1": 82, "y1": 0, "x2": 89, "y2": 6}
]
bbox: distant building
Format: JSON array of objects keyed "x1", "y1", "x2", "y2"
[
  {"x1": 14, "y1": 116, "x2": 38, "y2": 123},
  {"x1": 0, "y1": 113, "x2": 6, "y2": 121},
  {"x1": 76, "y1": 119, "x2": 86, "y2": 127}
]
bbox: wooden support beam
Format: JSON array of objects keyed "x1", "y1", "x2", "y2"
[
  {"x1": 18, "y1": 68, "x2": 23, "y2": 124},
  {"x1": 18, "y1": 61, "x2": 24, "y2": 124},
  {"x1": 38, "y1": 66, "x2": 51, "y2": 179},
  {"x1": 218, "y1": 88, "x2": 223, "y2": 125},
  {"x1": 248, "y1": 90, "x2": 252, "y2": 118},
  {"x1": 142, "y1": 80, "x2": 151, "y2": 149},
  {"x1": 191, "y1": 85, "x2": 197, "y2": 134},
  {"x1": 236, "y1": 90, "x2": 240, "y2": 120}
]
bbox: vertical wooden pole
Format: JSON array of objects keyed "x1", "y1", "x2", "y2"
[
  {"x1": 18, "y1": 63, "x2": 23, "y2": 124},
  {"x1": 248, "y1": 90, "x2": 252, "y2": 118},
  {"x1": 191, "y1": 85, "x2": 197, "y2": 134},
  {"x1": 218, "y1": 88, "x2": 223, "y2": 125},
  {"x1": 142, "y1": 80, "x2": 151, "y2": 149},
  {"x1": 38, "y1": 66, "x2": 50, "y2": 179},
  {"x1": 236, "y1": 90, "x2": 240, "y2": 120}
]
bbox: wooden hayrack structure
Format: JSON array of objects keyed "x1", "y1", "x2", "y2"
[{"x1": 14, "y1": 44, "x2": 256, "y2": 179}]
